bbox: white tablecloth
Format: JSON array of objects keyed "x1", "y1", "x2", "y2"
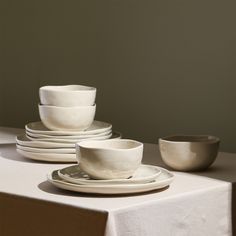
[{"x1": 0, "y1": 127, "x2": 234, "y2": 236}]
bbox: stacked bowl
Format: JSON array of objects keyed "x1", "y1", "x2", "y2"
[
  {"x1": 39, "y1": 85, "x2": 96, "y2": 131},
  {"x1": 16, "y1": 85, "x2": 121, "y2": 162}
]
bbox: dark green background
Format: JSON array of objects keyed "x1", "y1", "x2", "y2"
[{"x1": 0, "y1": 0, "x2": 235, "y2": 152}]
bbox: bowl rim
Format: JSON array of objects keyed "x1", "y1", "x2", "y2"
[
  {"x1": 159, "y1": 135, "x2": 220, "y2": 144},
  {"x1": 40, "y1": 85, "x2": 96, "y2": 93},
  {"x1": 38, "y1": 103, "x2": 96, "y2": 109},
  {"x1": 76, "y1": 139, "x2": 143, "y2": 151}
]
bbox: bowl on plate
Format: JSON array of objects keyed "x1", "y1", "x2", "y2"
[
  {"x1": 39, "y1": 85, "x2": 96, "y2": 107},
  {"x1": 76, "y1": 139, "x2": 143, "y2": 179},
  {"x1": 38, "y1": 104, "x2": 96, "y2": 131},
  {"x1": 159, "y1": 135, "x2": 220, "y2": 171}
]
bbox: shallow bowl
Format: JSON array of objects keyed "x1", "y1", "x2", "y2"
[
  {"x1": 39, "y1": 85, "x2": 96, "y2": 107},
  {"x1": 159, "y1": 135, "x2": 220, "y2": 171},
  {"x1": 39, "y1": 104, "x2": 96, "y2": 131},
  {"x1": 76, "y1": 139, "x2": 143, "y2": 179}
]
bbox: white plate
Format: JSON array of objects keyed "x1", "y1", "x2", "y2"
[
  {"x1": 26, "y1": 121, "x2": 112, "y2": 135},
  {"x1": 16, "y1": 144, "x2": 75, "y2": 154},
  {"x1": 26, "y1": 129, "x2": 112, "y2": 139},
  {"x1": 17, "y1": 149, "x2": 76, "y2": 162},
  {"x1": 47, "y1": 168, "x2": 174, "y2": 195},
  {"x1": 58, "y1": 164, "x2": 162, "y2": 185},
  {"x1": 26, "y1": 132, "x2": 121, "y2": 143},
  {"x1": 16, "y1": 134, "x2": 75, "y2": 148}
]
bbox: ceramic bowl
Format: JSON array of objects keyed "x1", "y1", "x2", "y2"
[
  {"x1": 159, "y1": 135, "x2": 220, "y2": 171},
  {"x1": 39, "y1": 85, "x2": 96, "y2": 107},
  {"x1": 76, "y1": 139, "x2": 143, "y2": 179},
  {"x1": 38, "y1": 104, "x2": 96, "y2": 131}
]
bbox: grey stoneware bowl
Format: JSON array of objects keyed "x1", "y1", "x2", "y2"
[{"x1": 159, "y1": 135, "x2": 220, "y2": 171}]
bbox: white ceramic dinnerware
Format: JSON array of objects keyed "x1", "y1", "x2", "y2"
[
  {"x1": 16, "y1": 132, "x2": 122, "y2": 162},
  {"x1": 58, "y1": 164, "x2": 161, "y2": 185},
  {"x1": 159, "y1": 135, "x2": 220, "y2": 171},
  {"x1": 76, "y1": 139, "x2": 143, "y2": 180},
  {"x1": 16, "y1": 134, "x2": 75, "y2": 148},
  {"x1": 38, "y1": 104, "x2": 96, "y2": 131},
  {"x1": 26, "y1": 121, "x2": 112, "y2": 135},
  {"x1": 40, "y1": 85, "x2": 96, "y2": 107},
  {"x1": 26, "y1": 129, "x2": 112, "y2": 139},
  {"x1": 47, "y1": 167, "x2": 174, "y2": 195},
  {"x1": 16, "y1": 144, "x2": 75, "y2": 154},
  {"x1": 26, "y1": 132, "x2": 120, "y2": 143},
  {"x1": 17, "y1": 149, "x2": 76, "y2": 162}
]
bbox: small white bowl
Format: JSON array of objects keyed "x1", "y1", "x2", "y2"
[
  {"x1": 39, "y1": 85, "x2": 96, "y2": 107},
  {"x1": 159, "y1": 135, "x2": 220, "y2": 171},
  {"x1": 76, "y1": 139, "x2": 143, "y2": 180},
  {"x1": 39, "y1": 104, "x2": 96, "y2": 131}
]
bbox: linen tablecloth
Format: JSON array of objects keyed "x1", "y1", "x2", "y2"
[{"x1": 0, "y1": 127, "x2": 234, "y2": 236}]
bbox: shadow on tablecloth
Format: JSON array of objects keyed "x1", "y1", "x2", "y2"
[
  {"x1": 0, "y1": 143, "x2": 72, "y2": 164},
  {"x1": 0, "y1": 143, "x2": 38, "y2": 163}
]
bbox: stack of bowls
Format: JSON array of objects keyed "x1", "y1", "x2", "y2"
[
  {"x1": 16, "y1": 85, "x2": 121, "y2": 162},
  {"x1": 38, "y1": 85, "x2": 96, "y2": 131}
]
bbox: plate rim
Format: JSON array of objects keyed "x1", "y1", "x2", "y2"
[
  {"x1": 58, "y1": 164, "x2": 162, "y2": 185},
  {"x1": 16, "y1": 148, "x2": 77, "y2": 162},
  {"x1": 16, "y1": 144, "x2": 76, "y2": 154},
  {"x1": 26, "y1": 121, "x2": 112, "y2": 135},
  {"x1": 16, "y1": 134, "x2": 75, "y2": 148},
  {"x1": 25, "y1": 132, "x2": 120, "y2": 143},
  {"x1": 47, "y1": 167, "x2": 174, "y2": 194}
]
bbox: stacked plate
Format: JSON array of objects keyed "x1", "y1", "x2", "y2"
[
  {"x1": 16, "y1": 121, "x2": 121, "y2": 162},
  {"x1": 47, "y1": 164, "x2": 174, "y2": 195}
]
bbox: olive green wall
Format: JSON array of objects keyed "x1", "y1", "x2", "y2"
[{"x1": 1, "y1": 0, "x2": 235, "y2": 152}]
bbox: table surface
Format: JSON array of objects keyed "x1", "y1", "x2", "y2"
[{"x1": 0, "y1": 127, "x2": 235, "y2": 236}]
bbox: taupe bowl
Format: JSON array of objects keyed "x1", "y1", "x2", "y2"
[{"x1": 159, "y1": 135, "x2": 220, "y2": 171}]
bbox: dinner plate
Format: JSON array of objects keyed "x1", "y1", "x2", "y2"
[
  {"x1": 17, "y1": 149, "x2": 76, "y2": 162},
  {"x1": 16, "y1": 134, "x2": 75, "y2": 148},
  {"x1": 26, "y1": 121, "x2": 112, "y2": 135},
  {"x1": 26, "y1": 132, "x2": 121, "y2": 143},
  {"x1": 16, "y1": 144, "x2": 75, "y2": 154},
  {"x1": 58, "y1": 164, "x2": 162, "y2": 185},
  {"x1": 47, "y1": 168, "x2": 174, "y2": 194},
  {"x1": 26, "y1": 129, "x2": 112, "y2": 139}
]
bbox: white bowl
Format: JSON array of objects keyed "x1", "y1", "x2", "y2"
[
  {"x1": 39, "y1": 104, "x2": 96, "y2": 131},
  {"x1": 76, "y1": 139, "x2": 143, "y2": 180},
  {"x1": 159, "y1": 135, "x2": 220, "y2": 171},
  {"x1": 39, "y1": 85, "x2": 96, "y2": 107}
]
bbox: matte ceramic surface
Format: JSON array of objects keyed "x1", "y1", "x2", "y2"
[
  {"x1": 16, "y1": 144, "x2": 75, "y2": 154},
  {"x1": 39, "y1": 104, "x2": 96, "y2": 131},
  {"x1": 16, "y1": 134, "x2": 75, "y2": 148},
  {"x1": 58, "y1": 164, "x2": 162, "y2": 185},
  {"x1": 26, "y1": 129, "x2": 111, "y2": 139},
  {"x1": 39, "y1": 85, "x2": 96, "y2": 106},
  {"x1": 47, "y1": 168, "x2": 174, "y2": 195},
  {"x1": 26, "y1": 132, "x2": 119, "y2": 143},
  {"x1": 17, "y1": 149, "x2": 76, "y2": 162},
  {"x1": 159, "y1": 135, "x2": 220, "y2": 171},
  {"x1": 26, "y1": 121, "x2": 112, "y2": 135},
  {"x1": 77, "y1": 139, "x2": 143, "y2": 180}
]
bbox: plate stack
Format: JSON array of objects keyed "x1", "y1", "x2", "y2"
[
  {"x1": 47, "y1": 139, "x2": 174, "y2": 195},
  {"x1": 16, "y1": 85, "x2": 121, "y2": 162},
  {"x1": 48, "y1": 164, "x2": 174, "y2": 195}
]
